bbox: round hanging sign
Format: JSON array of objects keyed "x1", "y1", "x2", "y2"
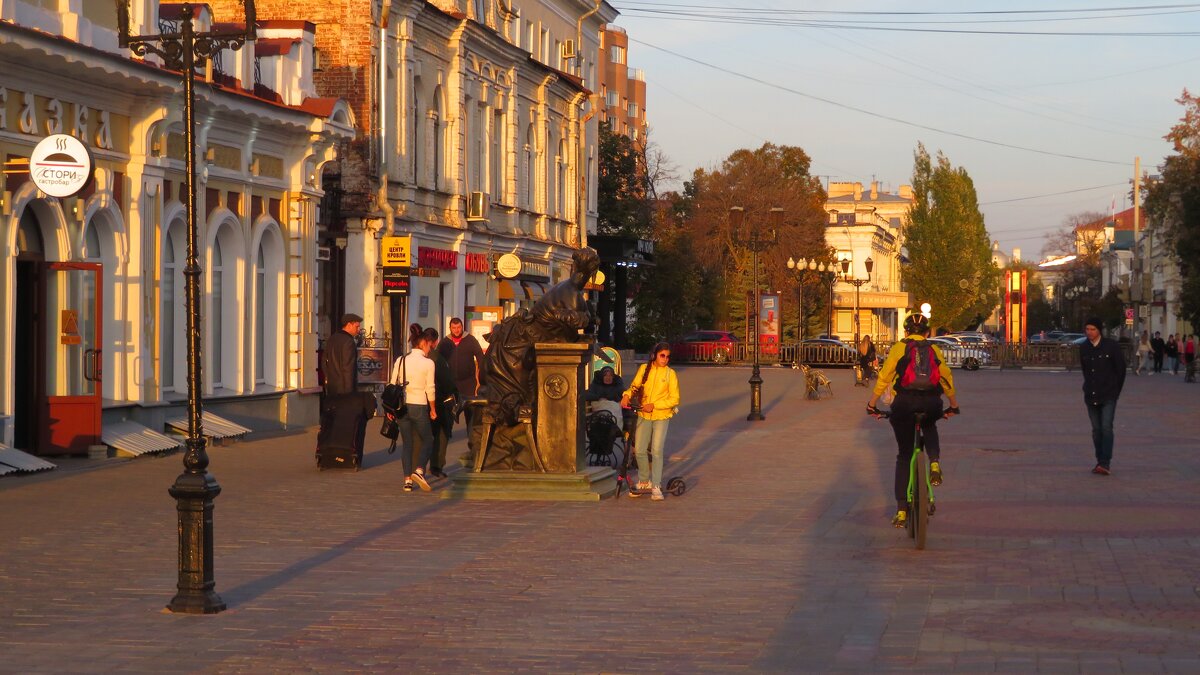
[
  {"x1": 30, "y1": 134, "x2": 93, "y2": 198},
  {"x1": 495, "y1": 253, "x2": 522, "y2": 279}
]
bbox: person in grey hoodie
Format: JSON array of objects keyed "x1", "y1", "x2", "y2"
[{"x1": 1079, "y1": 317, "x2": 1126, "y2": 475}]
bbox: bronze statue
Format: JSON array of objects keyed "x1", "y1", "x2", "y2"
[
  {"x1": 483, "y1": 247, "x2": 599, "y2": 425},
  {"x1": 471, "y1": 247, "x2": 598, "y2": 470}
]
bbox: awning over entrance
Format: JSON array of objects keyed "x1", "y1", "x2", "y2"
[
  {"x1": 521, "y1": 281, "x2": 546, "y2": 300},
  {"x1": 497, "y1": 279, "x2": 516, "y2": 300}
]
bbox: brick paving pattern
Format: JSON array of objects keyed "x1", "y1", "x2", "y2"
[{"x1": 1, "y1": 367, "x2": 1198, "y2": 673}]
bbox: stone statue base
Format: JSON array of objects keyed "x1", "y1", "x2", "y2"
[{"x1": 443, "y1": 466, "x2": 617, "y2": 501}]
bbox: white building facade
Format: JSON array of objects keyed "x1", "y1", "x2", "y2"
[{"x1": 0, "y1": 1, "x2": 351, "y2": 457}]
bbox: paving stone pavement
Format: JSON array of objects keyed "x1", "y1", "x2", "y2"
[{"x1": 1, "y1": 366, "x2": 1199, "y2": 673}]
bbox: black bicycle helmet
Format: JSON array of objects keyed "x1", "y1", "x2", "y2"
[{"x1": 903, "y1": 312, "x2": 930, "y2": 334}]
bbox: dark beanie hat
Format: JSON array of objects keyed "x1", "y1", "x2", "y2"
[{"x1": 1084, "y1": 316, "x2": 1104, "y2": 331}]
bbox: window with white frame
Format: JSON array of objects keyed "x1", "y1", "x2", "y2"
[
  {"x1": 524, "y1": 122, "x2": 535, "y2": 208},
  {"x1": 491, "y1": 108, "x2": 505, "y2": 200},
  {"x1": 628, "y1": 102, "x2": 639, "y2": 118},
  {"x1": 161, "y1": 224, "x2": 183, "y2": 393},
  {"x1": 610, "y1": 45, "x2": 624, "y2": 63},
  {"x1": 606, "y1": 90, "x2": 619, "y2": 108}
]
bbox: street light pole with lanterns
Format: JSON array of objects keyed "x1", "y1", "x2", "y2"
[
  {"x1": 731, "y1": 206, "x2": 780, "y2": 422},
  {"x1": 839, "y1": 257, "x2": 874, "y2": 348},
  {"x1": 787, "y1": 255, "x2": 835, "y2": 364},
  {"x1": 117, "y1": 0, "x2": 257, "y2": 615}
]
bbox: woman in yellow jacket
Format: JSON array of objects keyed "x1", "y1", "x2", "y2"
[{"x1": 621, "y1": 342, "x2": 680, "y2": 501}]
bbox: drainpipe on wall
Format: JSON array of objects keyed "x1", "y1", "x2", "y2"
[{"x1": 575, "y1": 0, "x2": 603, "y2": 249}]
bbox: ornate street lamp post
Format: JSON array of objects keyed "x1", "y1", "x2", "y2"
[
  {"x1": 117, "y1": 0, "x2": 256, "y2": 615},
  {"x1": 787, "y1": 256, "x2": 833, "y2": 365},
  {"x1": 733, "y1": 206, "x2": 780, "y2": 422},
  {"x1": 839, "y1": 257, "x2": 874, "y2": 349}
]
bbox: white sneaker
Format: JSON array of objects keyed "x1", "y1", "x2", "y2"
[{"x1": 651, "y1": 486, "x2": 664, "y2": 501}]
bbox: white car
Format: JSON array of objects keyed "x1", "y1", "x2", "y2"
[{"x1": 928, "y1": 337, "x2": 990, "y2": 371}]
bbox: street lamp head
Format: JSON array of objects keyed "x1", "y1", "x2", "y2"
[
  {"x1": 729, "y1": 206, "x2": 745, "y2": 229},
  {"x1": 840, "y1": 258, "x2": 850, "y2": 275},
  {"x1": 865, "y1": 257, "x2": 874, "y2": 275},
  {"x1": 787, "y1": 257, "x2": 796, "y2": 270},
  {"x1": 769, "y1": 207, "x2": 785, "y2": 229}
]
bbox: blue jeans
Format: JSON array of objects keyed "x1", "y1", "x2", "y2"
[
  {"x1": 634, "y1": 417, "x2": 671, "y2": 488},
  {"x1": 399, "y1": 404, "x2": 433, "y2": 476},
  {"x1": 1086, "y1": 399, "x2": 1117, "y2": 468}
]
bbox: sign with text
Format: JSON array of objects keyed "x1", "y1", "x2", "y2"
[
  {"x1": 31, "y1": 134, "x2": 93, "y2": 198},
  {"x1": 759, "y1": 293, "x2": 780, "y2": 355},
  {"x1": 381, "y1": 236, "x2": 412, "y2": 267},
  {"x1": 418, "y1": 247, "x2": 457, "y2": 270},
  {"x1": 382, "y1": 267, "x2": 410, "y2": 296}
]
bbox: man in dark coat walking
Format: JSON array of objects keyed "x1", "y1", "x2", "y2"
[
  {"x1": 1151, "y1": 331, "x2": 1165, "y2": 373},
  {"x1": 1080, "y1": 317, "x2": 1126, "y2": 475},
  {"x1": 323, "y1": 313, "x2": 363, "y2": 397},
  {"x1": 438, "y1": 317, "x2": 485, "y2": 468}
]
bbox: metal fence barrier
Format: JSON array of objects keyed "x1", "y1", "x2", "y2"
[{"x1": 671, "y1": 340, "x2": 1136, "y2": 370}]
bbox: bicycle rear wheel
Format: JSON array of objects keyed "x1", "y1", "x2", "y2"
[{"x1": 913, "y1": 452, "x2": 930, "y2": 550}]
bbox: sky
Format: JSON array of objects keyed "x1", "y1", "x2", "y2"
[{"x1": 610, "y1": 0, "x2": 1200, "y2": 261}]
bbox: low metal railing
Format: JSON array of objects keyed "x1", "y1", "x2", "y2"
[{"x1": 671, "y1": 340, "x2": 1136, "y2": 370}]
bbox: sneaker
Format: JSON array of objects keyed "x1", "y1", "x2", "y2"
[
  {"x1": 891, "y1": 510, "x2": 907, "y2": 528},
  {"x1": 629, "y1": 481, "x2": 651, "y2": 498},
  {"x1": 403, "y1": 480, "x2": 414, "y2": 492},
  {"x1": 430, "y1": 470, "x2": 447, "y2": 479},
  {"x1": 651, "y1": 486, "x2": 665, "y2": 501},
  {"x1": 930, "y1": 461, "x2": 943, "y2": 487},
  {"x1": 1092, "y1": 464, "x2": 1111, "y2": 476},
  {"x1": 411, "y1": 471, "x2": 431, "y2": 492}
]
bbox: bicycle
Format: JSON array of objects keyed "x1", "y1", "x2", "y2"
[{"x1": 867, "y1": 404, "x2": 958, "y2": 550}]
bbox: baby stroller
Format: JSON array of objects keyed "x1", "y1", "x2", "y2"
[{"x1": 585, "y1": 401, "x2": 625, "y2": 468}]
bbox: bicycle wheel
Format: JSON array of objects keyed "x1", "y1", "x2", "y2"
[{"x1": 913, "y1": 452, "x2": 930, "y2": 550}]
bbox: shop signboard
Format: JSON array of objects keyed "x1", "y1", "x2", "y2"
[
  {"x1": 759, "y1": 292, "x2": 780, "y2": 355},
  {"x1": 356, "y1": 347, "x2": 391, "y2": 384},
  {"x1": 30, "y1": 134, "x2": 93, "y2": 198}
]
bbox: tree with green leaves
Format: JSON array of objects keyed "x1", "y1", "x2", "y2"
[
  {"x1": 596, "y1": 121, "x2": 652, "y2": 238},
  {"x1": 904, "y1": 144, "x2": 1002, "y2": 329},
  {"x1": 1143, "y1": 89, "x2": 1200, "y2": 330}
]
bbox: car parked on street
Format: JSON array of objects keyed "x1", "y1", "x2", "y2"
[
  {"x1": 798, "y1": 338, "x2": 858, "y2": 366},
  {"x1": 671, "y1": 330, "x2": 739, "y2": 364},
  {"x1": 929, "y1": 336, "x2": 990, "y2": 370}
]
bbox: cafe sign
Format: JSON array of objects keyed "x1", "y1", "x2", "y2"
[{"x1": 30, "y1": 134, "x2": 92, "y2": 198}]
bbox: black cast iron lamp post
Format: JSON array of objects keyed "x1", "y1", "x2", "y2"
[
  {"x1": 787, "y1": 256, "x2": 831, "y2": 363},
  {"x1": 117, "y1": 0, "x2": 256, "y2": 615},
  {"x1": 839, "y1": 256, "x2": 873, "y2": 350},
  {"x1": 734, "y1": 206, "x2": 781, "y2": 422}
]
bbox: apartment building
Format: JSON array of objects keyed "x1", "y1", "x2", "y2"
[{"x1": 597, "y1": 24, "x2": 646, "y2": 144}]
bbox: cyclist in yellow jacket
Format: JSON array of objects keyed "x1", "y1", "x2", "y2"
[
  {"x1": 867, "y1": 314, "x2": 959, "y2": 528},
  {"x1": 621, "y1": 342, "x2": 681, "y2": 501}
]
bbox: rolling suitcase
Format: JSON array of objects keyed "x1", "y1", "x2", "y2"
[{"x1": 316, "y1": 392, "x2": 375, "y2": 470}]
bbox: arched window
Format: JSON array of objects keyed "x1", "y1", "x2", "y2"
[
  {"x1": 491, "y1": 108, "x2": 505, "y2": 200},
  {"x1": 211, "y1": 237, "x2": 224, "y2": 389},
  {"x1": 524, "y1": 122, "x2": 535, "y2": 208},
  {"x1": 84, "y1": 225, "x2": 101, "y2": 261},
  {"x1": 255, "y1": 246, "x2": 265, "y2": 383},
  {"x1": 557, "y1": 138, "x2": 568, "y2": 218},
  {"x1": 161, "y1": 226, "x2": 179, "y2": 392},
  {"x1": 546, "y1": 128, "x2": 556, "y2": 214}
]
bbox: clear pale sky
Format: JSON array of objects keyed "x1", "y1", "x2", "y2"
[{"x1": 612, "y1": 1, "x2": 1200, "y2": 260}]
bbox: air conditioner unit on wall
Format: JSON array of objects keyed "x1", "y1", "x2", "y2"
[
  {"x1": 467, "y1": 191, "x2": 488, "y2": 221},
  {"x1": 560, "y1": 40, "x2": 576, "y2": 60}
]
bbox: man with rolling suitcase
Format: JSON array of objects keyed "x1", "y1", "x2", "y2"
[{"x1": 317, "y1": 313, "x2": 371, "y2": 469}]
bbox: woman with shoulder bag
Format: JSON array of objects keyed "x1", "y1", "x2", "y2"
[
  {"x1": 621, "y1": 342, "x2": 681, "y2": 501},
  {"x1": 393, "y1": 324, "x2": 439, "y2": 492}
]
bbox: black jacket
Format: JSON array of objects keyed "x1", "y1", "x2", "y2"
[
  {"x1": 437, "y1": 334, "x2": 485, "y2": 398},
  {"x1": 322, "y1": 330, "x2": 358, "y2": 396},
  {"x1": 1080, "y1": 337, "x2": 1126, "y2": 405}
]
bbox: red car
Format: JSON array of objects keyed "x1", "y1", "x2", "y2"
[{"x1": 672, "y1": 330, "x2": 739, "y2": 364}]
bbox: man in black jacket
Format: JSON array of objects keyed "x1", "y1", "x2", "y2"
[
  {"x1": 1151, "y1": 331, "x2": 1165, "y2": 373},
  {"x1": 323, "y1": 313, "x2": 362, "y2": 397},
  {"x1": 1080, "y1": 317, "x2": 1126, "y2": 475}
]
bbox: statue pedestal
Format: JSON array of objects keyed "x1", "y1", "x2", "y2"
[
  {"x1": 447, "y1": 341, "x2": 617, "y2": 500},
  {"x1": 443, "y1": 466, "x2": 616, "y2": 501}
]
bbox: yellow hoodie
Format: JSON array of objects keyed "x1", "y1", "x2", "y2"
[{"x1": 623, "y1": 363, "x2": 680, "y2": 421}]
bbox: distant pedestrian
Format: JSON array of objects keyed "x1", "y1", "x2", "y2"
[
  {"x1": 857, "y1": 335, "x2": 877, "y2": 386},
  {"x1": 1151, "y1": 331, "x2": 1165, "y2": 373},
  {"x1": 427, "y1": 327, "x2": 457, "y2": 480},
  {"x1": 621, "y1": 342, "x2": 680, "y2": 502},
  {"x1": 1135, "y1": 331, "x2": 1151, "y2": 376},
  {"x1": 1165, "y1": 334, "x2": 1180, "y2": 375},
  {"x1": 1080, "y1": 317, "x2": 1125, "y2": 476},
  {"x1": 1185, "y1": 335, "x2": 1197, "y2": 383},
  {"x1": 392, "y1": 323, "x2": 438, "y2": 492},
  {"x1": 438, "y1": 318, "x2": 485, "y2": 468}
]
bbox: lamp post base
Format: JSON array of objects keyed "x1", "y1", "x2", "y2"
[
  {"x1": 166, "y1": 470, "x2": 226, "y2": 614},
  {"x1": 747, "y1": 367, "x2": 765, "y2": 421}
]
